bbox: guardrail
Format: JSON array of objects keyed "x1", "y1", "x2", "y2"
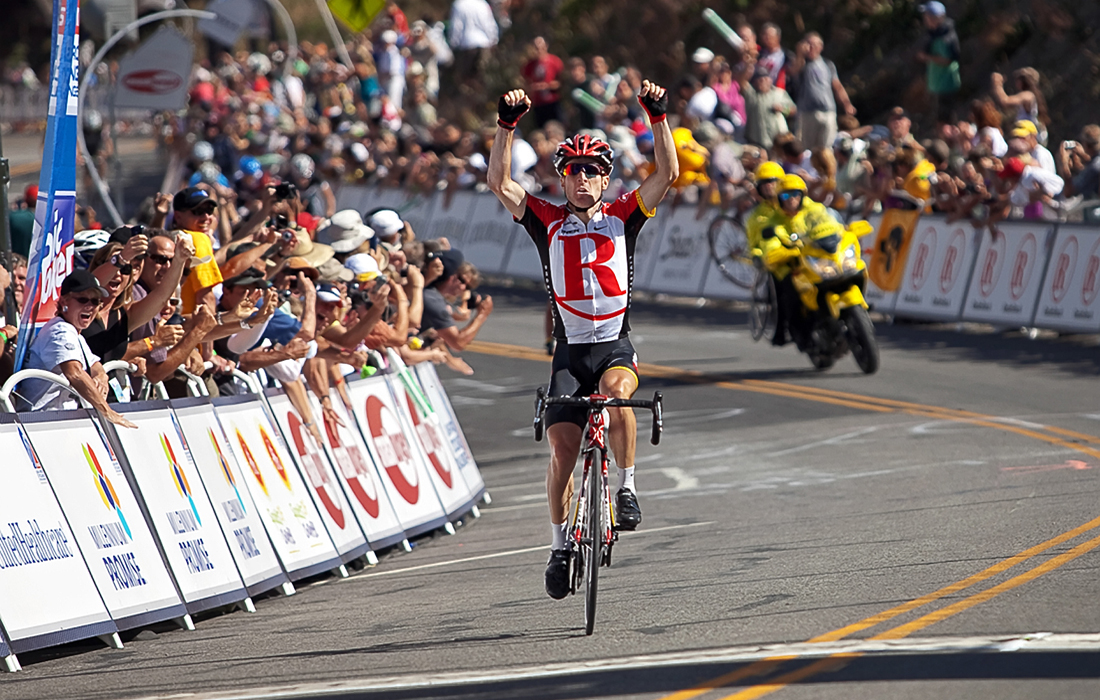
[
  {"x1": 336, "y1": 185, "x2": 1100, "y2": 334},
  {"x1": 0, "y1": 360, "x2": 488, "y2": 671}
]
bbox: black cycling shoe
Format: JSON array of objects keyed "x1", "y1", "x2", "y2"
[
  {"x1": 545, "y1": 549, "x2": 571, "y2": 599},
  {"x1": 615, "y1": 489, "x2": 642, "y2": 531}
]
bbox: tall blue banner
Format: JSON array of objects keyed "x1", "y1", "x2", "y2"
[{"x1": 15, "y1": 0, "x2": 80, "y2": 371}]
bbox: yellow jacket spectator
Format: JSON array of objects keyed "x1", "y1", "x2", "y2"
[{"x1": 671, "y1": 126, "x2": 710, "y2": 188}]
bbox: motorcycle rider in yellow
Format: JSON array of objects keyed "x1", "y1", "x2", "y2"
[
  {"x1": 745, "y1": 161, "x2": 786, "y2": 257},
  {"x1": 759, "y1": 174, "x2": 843, "y2": 346}
]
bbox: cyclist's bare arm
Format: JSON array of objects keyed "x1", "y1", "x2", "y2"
[
  {"x1": 636, "y1": 80, "x2": 679, "y2": 215},
  {"x1": 487, "y1": 89, "x2": 531, "y2": 220}
]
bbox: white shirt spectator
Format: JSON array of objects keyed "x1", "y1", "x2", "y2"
[
  {"x1": 686, "y1": 87, "x2": 719, "y2": 122},
  {"x1": 21, "y1": 316, "x2": 100, "y2": 411},
  {"x1": 448, "y1": 0, "x2": 499, "y2": 50},
  {"x1": 1009, "y1": 165, "x2": 1064, "y2": 208},
  {"x1": 1031, "y1": 144, "x2": 1056, "y2": 174}
]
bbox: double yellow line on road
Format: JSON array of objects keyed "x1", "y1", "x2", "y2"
[{"x1": 467, "y1": 340, "x2": 1100, "y2": 699}]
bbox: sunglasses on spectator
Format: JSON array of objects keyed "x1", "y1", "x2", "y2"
[
  {"x1": 188, "y1": 203, "x2": 218, "y2": 216},
  {"x1": 148, "y1": 253, "x2": 172, "y2": 266},
  {"x1": 71, "y1": 296, "x2": 103, "y2": 308},
  {"x1": 564, "y1": 163, "x2": 606, "y2": 178},
  {"x1": 778, "y1": 191, "x2": 804, "y2": 202},
  {"x1": 168, "y1": 297, "x2": 181, "y2": 307}
]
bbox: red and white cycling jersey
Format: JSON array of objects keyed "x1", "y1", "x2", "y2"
[{"x1": 517, "y1": 190, "x2": 655, "y2": 343}]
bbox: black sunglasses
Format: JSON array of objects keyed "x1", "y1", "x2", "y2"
[
  {"x1": 148, "y1": 253, "x2": 172, "y2": 265},
  {"x1": 188, "y1": 202, "x2": 217, "y2": 216},
  {"x1": 72, "y1": 295, "x2": 103, "y2": 307},
  {"x1": 564, "y1": 162, "x2": 606, "y2": 177}
]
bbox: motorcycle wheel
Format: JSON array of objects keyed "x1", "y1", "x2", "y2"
[
  {"x1": 844, "y1": 306, "x2": 880, "y2": 375},
  {"x1": 749, "y1": 268, "x2": 777, "y2": 342}
]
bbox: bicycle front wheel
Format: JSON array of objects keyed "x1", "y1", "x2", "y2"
[
  {"x1": 583, "y1": 448, "x2": 603, "y2": 636},
  {"x1": 708, "y1": 214, "x2": 756, "y2": 289}
]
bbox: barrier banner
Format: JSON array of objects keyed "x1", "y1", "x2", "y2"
[
  {"x1": 105, "y1": 404, "x2": 250, "y2": 614},
  {"x1": 345, "y1": 376, "x2": 449, "y2": 536},
  {"x1": 399, "y1": 191, "x2": 437, "y2": 240},
  {"x1": 264, "y1": 390, "x2": 371, "y2": 563},
  {"x1": 312, "y1": 391, "x2": 407, "y2": 550},
  {"x1": 893, "y1": 220, "x2": 981, "y2": 321},
  {"x1": 0, "y1": 416, "x2": 116, "y2": 653},
  {"x1": 334, "y1": 184, "x2": 374, "y2": 214},
  {"x1": 962, "y1": 223, "x2": 1052, "y2": 326},
  {"x1": 212, "y1": 397, "x2": 343, "y2": 581},
  {"x1": 1032, "y1": 227, "x2": 1100, "y2": 333},
  {"x1": 501, "y1": 214, "x2": 544, "y2": 282},
  {"x1": 699, "y1": 209, "x2": 753, "y2": 299},
  {"x1": 169, "y1": 400, "x2": 289, "y2": 597},
  {"x1": 867, "y1": 208, "x2": 920, "y2": 292},
  {"x1": 646, "y1": 206, "x2": 711, "y2": 296},
  {"x1": 385, "y1": 375, "x2": 477, "y2": 518},
  {"x1": 413, "y1": 363, "x2": 486, "y2": 499},
  {"x1": 19, "y1": 411, "x2": 186, "y2": 630},
  {"x1": 364, "y1": 188, "x2": 410, "y2": 218},
  {"x1": 456, "y1": 194, "x2": 516, "y2": 276}
]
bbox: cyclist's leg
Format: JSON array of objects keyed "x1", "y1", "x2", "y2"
[
  {"x1": 545, "y1": 342, "x2": 590, "y2": 544},
  {"x1": 600, "y1": 367, "x2": 638, "y2": 477}
]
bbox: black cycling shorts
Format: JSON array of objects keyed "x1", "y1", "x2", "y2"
[{"x1": 546, "y1": 338, "x2": 639, "y2": 428}]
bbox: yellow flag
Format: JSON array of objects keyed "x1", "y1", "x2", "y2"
[
  {"x1": 868, "y1": 208, "x2": 921, "y2": 292},
  {"x1": 328, "y1": 0, "x2": 386, "y2": 33}
]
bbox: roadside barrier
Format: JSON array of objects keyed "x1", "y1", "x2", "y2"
[
  {"x1": 338, "y1": 186, "x2": 1100, "y2": 333},
  {"x1": 0, "y1": 362, "x2": 489, "y2": 671}
]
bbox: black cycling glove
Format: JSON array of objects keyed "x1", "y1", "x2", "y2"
[
  {"x1": 497, "y1": 94, "x2": 530, "y2": 130},
  {"x1": 638, "y1": 88, "x2": 668, "y2": 123}
]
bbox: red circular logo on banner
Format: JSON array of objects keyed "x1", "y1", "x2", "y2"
[
  {"x1": 121, "y1": 69, "x2": 183, "y2": 94},
  {"x1": 1050, "y1": 235, "x2": 1079, "y2": 304},
  {"x1": 1009, "y1": 234, "x2": 1037, "y2": 301},
  {"x1": 909, "y1": 227, "x2": 937, "y2": 291},
  {"x1": 365, "y1": 395, "x2": 419, "y2": 504},
  {"x1": 1083, "y1": 237, "x2": 1100, "y2": 306},
  {"x1": 978, "y1": 231, "x2": 1007, "y2": 298},
  {"x1": 287, "y1": 412, "x2": 345, "y2": 529},
  {"x1": 405, "y1": 390, "x2": 453, "y2": 489},
  {"x1": 324, "y1": 413, "x2": 380, "y2": 518},
  {"x1": 938, "y1": 229, "x2": 967, "y2": 294}
]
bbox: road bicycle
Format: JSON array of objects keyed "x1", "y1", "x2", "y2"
[{"x1": 533, "y1": 388, "x2": 663, "y2": 635}]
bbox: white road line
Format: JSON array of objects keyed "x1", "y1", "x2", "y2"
[
  {"x1": 132, "y1": 633, "x2": 1100, "y2": 700},
  {"x1": 359, "y1": 522, "x2": 714, "y2": 578},
  {"x1": 767, "y1": 426, "x2": 880, "y2": 457},
  {"x1": 480, "y1": 502, "x2": 544, "y2": 513},
  {"x1": 658, "y1": 467, "x2": 700, "y2": 490}
]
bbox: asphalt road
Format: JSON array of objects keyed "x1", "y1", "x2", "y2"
[{"x1": 3, "y1": 289, "x2": 1100, "y2": 700}]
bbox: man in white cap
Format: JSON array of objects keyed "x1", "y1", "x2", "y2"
[
  {"x1": 318, "y1": 210, "x2": 375, "y2": 255},
  {"x1": 367, "y1": 209, "x2": 406, "y2": 247},
  {"x1": 691, "y1": 47, "x2": 715, "y2": 83},
  {"x1": 377, "y1": 29, "x2": 407, "y2": 110}
]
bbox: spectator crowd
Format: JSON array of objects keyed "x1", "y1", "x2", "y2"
[{"x1": 5, "y1": 0, "x2": 1100, "y2": 418}]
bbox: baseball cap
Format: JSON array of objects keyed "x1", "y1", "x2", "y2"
[
  {"x1": 344, "y1": 253, "x2": 381, "y2": 279},
  {"x1": 316, "y1": 283, "x2": 343, "y2": 304},
  {"x1": 438, "y1": 248, "x2": 464, "y2": 282},
  {"x1": 367, "y1": 209, "x2": 404, "y2": 238},
  {"x1": 751, "y1": 67, "x2": 771, "y2": 83},
  {"x1": 223, "y1": 269, "x2": 271, "y2": 288},
  {"x1": 24, "y1": 185, "x2": 38, "y2": 207},
  {"x1": 887, "y1": 106, "x2": 910, "y2": 121},
  {"x1": 920, "y1": 1, "x2": 946, "y2": 16},
  {"x1": 173, "y1": 185, "x2": 216, "y2": 212},
  {"x1": 60, "y1": 269, "x2": 110, "y2": 298},
  {"x1": 692, "y1": 47, "x2": 715, "y2": 64},
  {"x1": 1010, "y1": 120, "x2": 1039, "y2": 138}
]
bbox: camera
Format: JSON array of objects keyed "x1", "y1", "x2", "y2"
[
  {"x1": 1064, "y1": 141, "x2": 1078, "y2": 151},
  {"x1": 274, "y1": 183, "x2": 297, "y2": 201},
  {"x1": 270, "y1": 214, "x2": 289, "y2": 230},
  {"x1": 467, "y1": 293, "x2": 483, "y2": 310}
]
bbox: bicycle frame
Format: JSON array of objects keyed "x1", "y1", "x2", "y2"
[{"x1": 569, "y1": 401, "x2": 615, "y2": 580}]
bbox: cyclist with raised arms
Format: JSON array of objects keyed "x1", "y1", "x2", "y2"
[{"x1": 488, "y1": 81, "x2": 678, "y2": 600}]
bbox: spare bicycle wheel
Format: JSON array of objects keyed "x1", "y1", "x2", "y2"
[
  {"x1": 708, "y1": 214, "x2": 756, "y2": 289},
  {"x1": 749, "y1": 269, "x2": 778, "y2": 342}
]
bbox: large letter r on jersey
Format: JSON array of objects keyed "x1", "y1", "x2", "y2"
[{"x1": 561, "y1": 233, "x2": 626, "y2": 301}]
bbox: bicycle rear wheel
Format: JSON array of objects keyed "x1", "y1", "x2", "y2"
[
  {"x1": 708, "y1": 214, "x2": 756, "y2": 289},
  {"x1": 583, "y1": 448, "x2": 603, "y2": 636}
]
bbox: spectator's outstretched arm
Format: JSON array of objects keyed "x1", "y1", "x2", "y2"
[
  {"x1": 58, "y1": 360, "x2": 136, "y2": 428},
  {"x1": 637, "y1": 80, "x2": 679, "y2": 214},
  {"x1": 128, "y1": 235, "x2": 193, "y2": 331},
  {"x1": 488, "y1": 90, "x2": 531, "y2": 219},
  {"x1": 144, "y1": 306, "x2": 218, "y2": 384},
  {"x1": 436, "y1": 295, "x2": 494, "y2": 351}
]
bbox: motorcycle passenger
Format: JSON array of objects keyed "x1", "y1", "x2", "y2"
[
  {"x1": 760, "y1": 174, "x2": 841, "y2": 346},
  {"x1": 745, "y1": 161, "x2": 785, "y2": 257}
]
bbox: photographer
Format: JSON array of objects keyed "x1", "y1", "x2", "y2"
[
  {"x1": 420, "y1": 248, "x2": 494, "y2": 352},
  {"x1": 1057, "y1": 125, "x2": 1100, "y2": 199}
]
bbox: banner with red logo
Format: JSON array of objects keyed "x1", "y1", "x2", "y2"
[
  {"x1": 108, "y1": 405, "x2": 250, "y2": 613},
  {"x1": 264, "y1": 390, "x2": 370, "y2": 563},
  {"x1": 413, "y1": 363, "x2": 486, "y2": 501},
  {"x1": 169, "y1": 400, "x2": 289, "y2": 597},
  {"x1": 962, "y1": 223, "x2": 1053, "y2": 326},
  {"x1": 0, "y1": 416, "x2": 116, "y2": 653},
  {"x1": 15, "y1": 0, "x2": 80, "y2": 370},
  {"x1": 19, "y1": 412, "x2": 186, "y2": 630},
  {"x1": 310, "y1": 391, "x2": 407, "y2": 550},
  {"x1": 892, "y1": 220, "x2": 982, "y2": 321},
  {"x1": 345, "y1": 376, "x2": 449, "y2": 537},
  {"x1": 647, "y1": 206, "x2": 711, "y2": 296},
  {"x1": 1032, "y1": 227, "x2": 1100, "y2": 333},
  {"x1": 212, "y1": 397, "x2": 343, "y2": 581},
  {"x1": 114, "y1": 25, "x2": 193, "y2": 111}
]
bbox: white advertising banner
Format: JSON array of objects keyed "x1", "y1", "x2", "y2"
[
  {"x1": 386, "y1": 375, "x2": 476, "y2": 518},
  {"x1": 335, "y1": 185, "x2": 375, "y2": 214},
  {"x1": 114, "y1": 26, "x2": 193, "y2": 111},
  {"x1": 413, "y1": 364, "x2": 486, "y2": 497},
  {"x1": 893, "y1": 220, "x2": 980, "y2": 321},
  {"x1": 19, "y1": 412, "x2": 186, "y2": 630},
  {"x1": 502, "y1": 213, "x2": 544, "y2": 281},
  {"x1": 212, "y1": 397, "x2": 342, "y2": 581},
  {"x1": 399, "y1": 192, "x2": 436, "y2": 240},
  {"x1": 455, "y1": 194, "x2": 517, "y2": 275},
  {"x1": 362, "y1": 188, "x2": 409, "y2": 218},
  {"x1": 645, "y1": 206, "x2": 711, "y2": 296},
  {"x1": 1032, "y1": 227, "x2": 1100, "y2": 333},
  {"x1": 962, "y1": 222, "x2": 1052, "y2": 325},
  {"x1": 169, "y1": 400, "x2": 288, "y2": 597},
  {"x1": 264, "y1": 391, "x2": 370, "y2": 562},
  {"x1": 111, "y1": 405, "x2": 248, "y2": 613},
  {"x1": 346, "y1": 376, "x2": 449, "y2": 536},
  {"x1": 0, "y1": 417, "x2": 116, "y2": 652},
  {"x1": 314, "y1": 391, "x2": 407, "y2": 550}
]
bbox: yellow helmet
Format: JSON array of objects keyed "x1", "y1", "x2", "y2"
[
  {"x1": 780, "y1": 174, "x2": 808, "y2": 193},
  {"x1": 754, "y1": 161, "x2": 785, "y2": 182}
]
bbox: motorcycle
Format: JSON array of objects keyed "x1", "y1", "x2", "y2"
[{"x1": 750, "y1": 220, "x2": 880, "y2": 374}]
